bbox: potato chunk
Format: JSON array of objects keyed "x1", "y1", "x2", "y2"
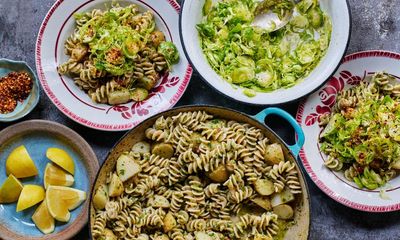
[
  {"x1": 116, "y1": 154, "x2": 141, "y2": 182},
  {"x1": 149, "y1": 195, "x2": 170, "y2": 208},
  {"x1": 152, "y1": 143, "x2": 174, "y2": 158},
  {"x1": 163, "y1": 212, "x2": 176, "y2": 233},
  {"x1": 264, "y1": 143, "x2": 285, "y2": 165},
  {"x1": 131, "y1": 141, "x2": 151, "y2": 154},
  {"x1": 195, "y1": 232, "x2": 213, "y2": 240},
  {"x1": 251, "y1": 197, "x2": 272, "y2": 211},
  {"x1": 208, "y1": 165, "x2": 230, "y2": 183},
  {"x1": 271, "y1": 188, "x2": 295, "y2": 207},
  {"x1": 103, "y1": 228, "x2": 117, "y2": 240},
  {"x1": 273, "y1": 204, "x2": 294, "y2": 220},
  {"x1": 93, "y1": 184, "x2": 109, "y2": 210},
  {"x1": 254, "y1": 179, "x2": 275, "y2": 196},
  {"x1": 108, "y1": 173, "x2": 124, "y2": 197}
]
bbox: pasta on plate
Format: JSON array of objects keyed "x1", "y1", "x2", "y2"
[
  {"x1": 91, "y1": 111, "x2": 302, "y2": 239},
  {"x1": 320, "y1": 72, "x2": 400, "y2": 190},
  {"x1": 58, "y1": 4, "x2": 180, "y2": 105}
]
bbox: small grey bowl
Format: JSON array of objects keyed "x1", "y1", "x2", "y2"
[{"x1": 0, "y1": 58, "x2": 40, "y2": 122}]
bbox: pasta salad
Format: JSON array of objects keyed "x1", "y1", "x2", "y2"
[
  {"x1": 58, "y1": 4, "x2": 179, "y2": 105},
  {"x1": 320, "y1": 72, "x2": 400, "y2": 190}
]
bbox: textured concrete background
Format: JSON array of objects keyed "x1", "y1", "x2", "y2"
[{"x1": 1, "y1": 0, "x2": 400, "y2": 239}]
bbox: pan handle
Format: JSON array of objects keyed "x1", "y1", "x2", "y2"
[{"x1": 253, "y1": 107, "x2": 305, "y2": 158}]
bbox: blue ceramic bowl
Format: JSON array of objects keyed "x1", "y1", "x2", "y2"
[
  {"x1": 0, "y1": 120, "x2": 99, "y2": 240},
  {"x1": 0, "y1": 59, "x2": 40, "y2": 122}
]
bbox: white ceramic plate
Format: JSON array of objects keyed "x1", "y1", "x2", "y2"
[
  {"x1": 36, "y1": 0, "x2": 192, "y2": 131},
  {"x1": 296, "y1": 50, "x2": 400, "y2": 212},
  {"x1": 180, "y1": 0, "x2": 350, "y2": 105}
]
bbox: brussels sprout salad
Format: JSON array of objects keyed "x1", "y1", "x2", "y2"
[
  {"x1": 197, "y1": 0, "x2": 332, "y2": 97},
  {"x1": 320, "y1": 72, "x2": 400, "y2": 190}
]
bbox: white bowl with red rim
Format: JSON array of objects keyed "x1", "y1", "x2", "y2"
[
  {"x1": 36, "y1": 0, "x2": 192, "y2": 131},
  {"x1": 296, "y1": 50, "x2": 400, "y2": 212}
]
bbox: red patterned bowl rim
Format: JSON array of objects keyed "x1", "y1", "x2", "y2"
[
  {"x1": 296, "y1": 50, "x2": 400, "y2": 212},
  {"x1": 35, "y1": 0, "x2": 192, "y2": 131}
]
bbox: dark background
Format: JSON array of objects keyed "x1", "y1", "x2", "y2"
[{"x1": 1, "y1": 0, "x2": 400, "y2": 239}]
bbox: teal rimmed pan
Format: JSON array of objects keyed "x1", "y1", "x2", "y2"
[{"x1": 89, "y1": 105, "x2": 310, "y2": 239}]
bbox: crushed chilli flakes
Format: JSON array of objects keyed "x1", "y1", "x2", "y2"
[{"x1": 0, "y1": 72, "x2": 33, "y2": 113}]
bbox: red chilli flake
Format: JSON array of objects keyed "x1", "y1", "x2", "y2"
[{"x1": 0, "y1": 72, "x2": 33, "y2": 113}]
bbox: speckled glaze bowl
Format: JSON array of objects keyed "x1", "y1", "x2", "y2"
[
  {"x1": 89, "y1": 105, "x2": 310, "y2": 239},
  {"x1": 0, "y1": 120, "x2": 99, "y2": 240},
  {"x1": 0, "y1": 58, "x2": 40, "y2": 122}
]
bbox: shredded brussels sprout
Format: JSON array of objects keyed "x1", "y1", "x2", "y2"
[
  {"x1": 197, "y1": 0, "x2": 332, "y2": 96},
  {"x1": 73, "y1": 4, "x2": 179, "y2": 76},
  {"x1": 320, "y1": 72, "x2": 400, "y2": 190}
]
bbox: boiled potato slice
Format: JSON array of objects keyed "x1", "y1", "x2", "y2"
[
  {"x1": 108, "y1": 90, "x2": 131, "y2": 105},
  {"x1": 251, "y1": 197, "x2": 272, "y2": 211},
  {"x1": 254, "y1": 179, "x2": 275, "y2": 196},
  {"x1": 131, "y1": 141, "x2": 151, "y2": 154},
  {"x1": 103, "y1": 228, "x2": 117, "y2": 240},
  {"x1": 116, "y1": 154, "x2": 141, "y2": 182},
  {"x1": 273, "y1": 204, "x2": 294, "y2": 220},
  {"x1": 208, "y1": 165, "x2": 230, "y2": 183},
  {"x1": 93, "y1": 184, "x2": 109, "y2": 210},
  {"x1": 264, "y1": 143, "x2": 284, "y2": 165},
  {"x1": 271, "y1": 188, "x2": 295, "y2": 207},
  {"x1": 152, "y1": 143, "x2": 174, "y2": 159},
  {"x1": 163, "y1": 212, "x2": 176, "y2": 233},
  {"x1": 149, "y1": 195, "x2": 170, "y2": 208},
  {"x1": 154, "y1": 235, "x2": 169, "y2": 240},
  {"x1": 108, "y1": 173, "x2": 124, "y2": 197},
  {"x1": 195, "y1": 232, "x2": 213, "y2": 240}
]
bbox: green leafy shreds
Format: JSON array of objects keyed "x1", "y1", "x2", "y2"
[
  {"x1": 75, "y1": 4, "x2": 178, "y2": 76},
  {"x1": 320, "y1": 73, "x2": 400, "y2": 189},
  {"x1": 197, "y1": 0, "x2": 332, "y2": 96}
]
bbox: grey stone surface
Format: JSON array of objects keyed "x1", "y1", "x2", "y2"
[{"x1": 0, "y1": 0, "x2": 400, "y2": 239}]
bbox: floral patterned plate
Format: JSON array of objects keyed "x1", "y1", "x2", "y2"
[
  {"x1": 296, "y1": 50, "x2": 400, "y2": 212},
  {"x1": 35, "y1": 0, "x2": 192, "y2": 131}
]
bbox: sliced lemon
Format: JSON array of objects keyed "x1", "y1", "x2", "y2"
[
  {"x1": 6, "y1": 145, "x2": 38, "y2": 178},
  {"x1": 44, "y1": 163, "x2": 74, "y2": 189},
  {"x1": 46, "y1": 148, "x2": 75, "y2": 175},
  {"x1": 16, "y1": 185, "x2": 45, "y2": 212},
  {"x1": 46, "y1": 185, "x2": 86, "y2": 222},
  {"x1": 0, "y1": 174, "x2": 23, "y2": 203},
  {"x1": 32, "y1": 200, "x2": 55, "y2": 234}
]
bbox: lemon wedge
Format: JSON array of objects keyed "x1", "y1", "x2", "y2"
[
  {"x1": 44, "y1": 163, "x2": 74, "y2": 189},
  {"x1": 0, "y1": 174, "x2": 23, "y2": 203},
  {"x1": 46, "y1": 148, "x2": 75, "y2": 175},
  {"x1": 32, "y1": 200, "x2": 55, "y2": 234},
  {"x1": 46, "y1": 185, "x2": 86, "y2": 222},
  {"x1": 16, "y1": 185, "x2": 45, "y2": 212},
  {"x1": 6, "y1": 145, "x2": 38, "y2": 178}
]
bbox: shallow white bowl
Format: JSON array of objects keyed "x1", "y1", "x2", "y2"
[{"x1": 180, "y1": 0, "x2": 351, "y2": 105}]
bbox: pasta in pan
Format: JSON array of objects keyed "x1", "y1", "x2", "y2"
[
  {"x1": 91, "y1": 111, "x2": 302, "y2": 239},
  {"x1": 58, "y1": 4, "x2": 180, "y2": 105}
]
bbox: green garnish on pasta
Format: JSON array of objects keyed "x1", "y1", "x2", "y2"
[
  {"x1": 320, "y1": 72, "x2": 400, "y2": 190},
  {"x1": 197, "y1": 0, "x2": 331, "y2": 96},
  {"x1": 58, "y1": 4, "x2": 180, "y2": 105}
]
